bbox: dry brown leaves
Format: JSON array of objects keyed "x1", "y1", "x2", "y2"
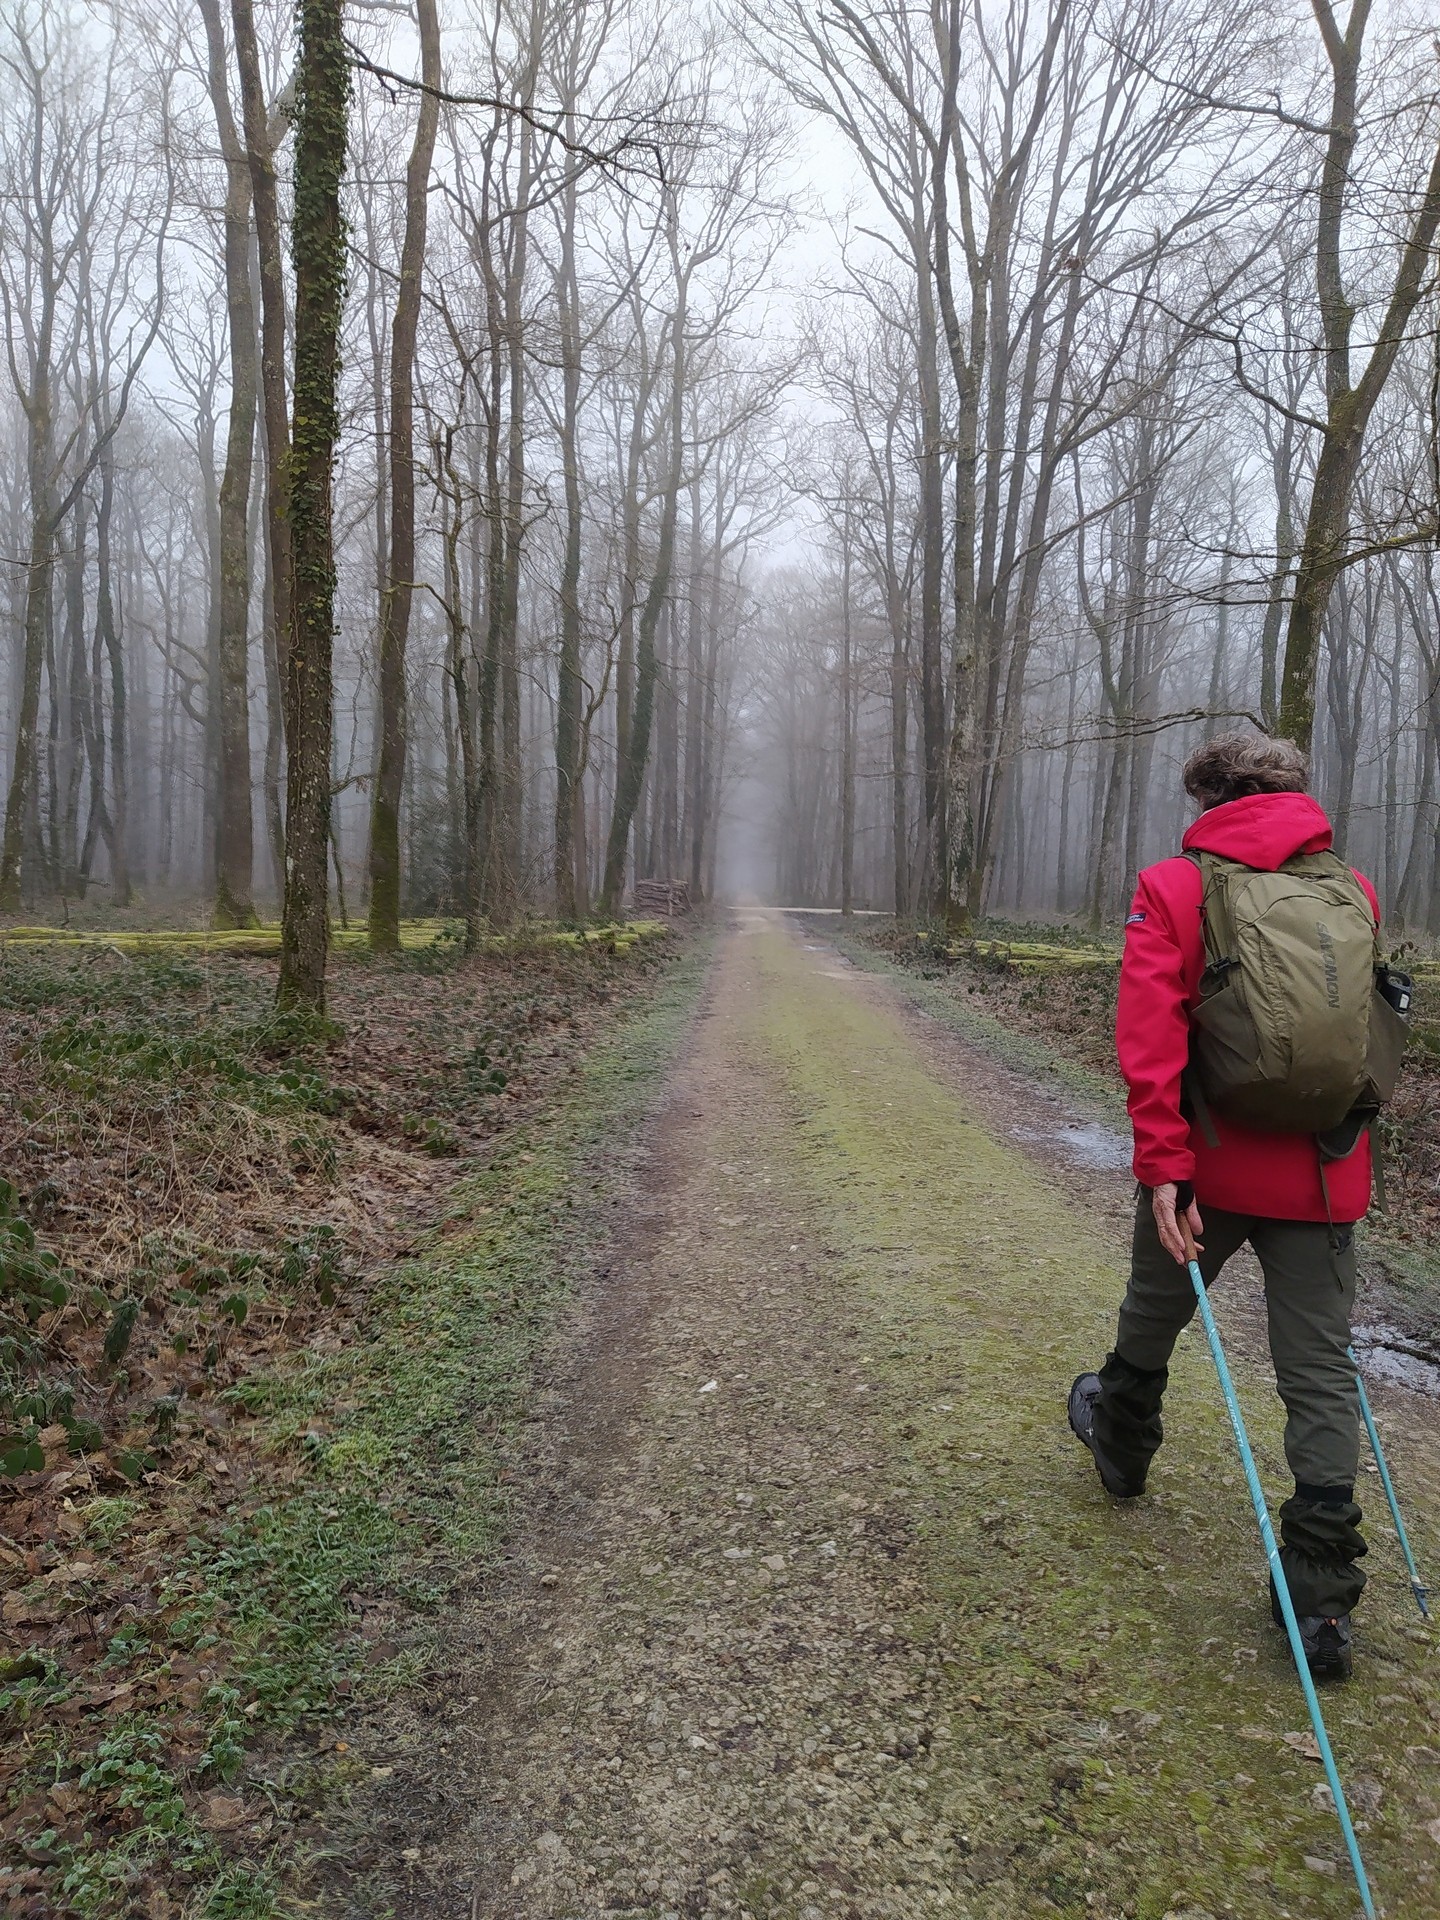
[{"x1": 0, "y1": 929, "x2": 677, "y2": 1884}]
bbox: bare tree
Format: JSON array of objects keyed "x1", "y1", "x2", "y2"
[
  {"x1": 366, "y1": 0, "x2": 440, "y2": 950},
  {"x1": 0, "y1": 7, "x2": 167, "y2": 912},
  {"x1": 1276, "y1": 0, "x2": 1440, "y2": 752},
  {"x1": 199, "y1": 0, "x2": 260, "y2": 927}
]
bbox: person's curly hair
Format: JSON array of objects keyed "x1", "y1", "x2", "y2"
[{"x1": 1182, "y1": 731, "x2": 1309, "y2": 810}]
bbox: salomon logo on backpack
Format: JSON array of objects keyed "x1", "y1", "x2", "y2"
[{"x1": 1188, "y1": 850, "x2": 1410, "y2": 1134}]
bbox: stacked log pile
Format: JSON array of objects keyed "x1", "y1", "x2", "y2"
[{"x1": 633, "y1": 879, "x2": 692, "y2": 917}]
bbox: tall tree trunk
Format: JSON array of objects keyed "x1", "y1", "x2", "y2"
[
  {"x1": 1394, "y1": 561, "x2": 1439, "y2": 926},
  {"x1": 479, "y1": 99, "x2": 537, "y2": 923},
  {"x1": 0, "y1": 481, "x2": 55, "y2": 914},
  {"x1": 476, "y1": 225, "x2": 506, "y2": 921},
  {"x1": 368, "y1": 0, "x2": 441, "y2": 950},
  {"x1": 839, "y1": 528, "x2": 855, "y2": 915},
  {"x1": 231, "y1": 0, "x2": 294, "y2": 779},
  {"x1": 890, "y1": 612, "x2": 910, "y2": 921},
  {"x1": 684, "y1": 502, "x2": 711, "y2": 898},
  {"x1": 201, "y1": 0, "x2": 260, "y2": 928},
  {"x1": 914, "y1": 215, "x2": 947, "y2": 920},
  {"x1": 278, "y1": 0, "x2": 350, "y2": 1013},
  {"x1": 601, "y1": 245, "x2": 687, "y2": 919},
  {"x1": 1258, "y1": 415, "x2": 1295, "y2": 731},
  {"x1": 1055, "y1": 640, "x2": 1078, "y2": 912},
  {"x1": 552, "y1": 142, "x2": 585, "y2": 921},
  {"x1": 94, "y1": 443, "x2": 130, "y2": 904},
  {"x1": 257, "y1": 426, "x2": 286, "y2": 893},
  {"x1": 61, "y1": 494, "x2": 89, "y2": 893},
  {"x1": 438, "y1": 429, "x2": 483, "y2": 949}
]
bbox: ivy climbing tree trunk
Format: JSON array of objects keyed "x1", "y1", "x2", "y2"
[
  {"x1": 367, "y1": 0, "x2": 441, "y2": 951},
  {"x1": 278, "y1": 0, "x2": 350, "y2": 1013}
]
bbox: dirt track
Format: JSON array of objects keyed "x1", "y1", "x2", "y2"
[{"x1": 372, "y1": 912, "x2": 1440, "y2": 1920}]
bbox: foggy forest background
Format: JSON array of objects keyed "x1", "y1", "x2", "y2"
[{"x1": 2, "y1": 0, "x2": 1439, "y2": 977}]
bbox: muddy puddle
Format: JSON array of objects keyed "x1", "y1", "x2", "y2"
[
  {"x1": 1352, "y1": 1321, "x2": 1440, "y2": 1397},
  {"x1": 1011, "y1": 1117, "x2": 1133, "y2": 1171}
]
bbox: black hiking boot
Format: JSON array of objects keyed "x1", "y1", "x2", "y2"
[
  {"x1": 1270, "y1": 1578, "x2": 1354, "y2": 1684},
  {"x1": 1068, "y1": 1372, "x2": 1146, "y2": 1499}
]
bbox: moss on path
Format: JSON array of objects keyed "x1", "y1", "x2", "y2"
[
  {"x1": 757, "y1": 915, "x2": 1440, "y2": 1917},
  {"x1": 425, "y1": 915, "x2": 1440, "y2": 1920}
]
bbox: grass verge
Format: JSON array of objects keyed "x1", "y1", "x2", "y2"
[
  {"x1": 807, "y1": 912, "x2": 1440, "y2": 1345},
  {"x1": 800, "y1": 912, "x2": 1129, "y2": 1129}
]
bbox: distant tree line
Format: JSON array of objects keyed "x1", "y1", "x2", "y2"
[
  {"x1": 0, "y1": 0, "x2": 790, "y2": 1008},
  {"x1": 2, "y1": 0, "x2": 1438, "y2": 1005},
  {"x1": 741, "y1": 0, "x2": 1440, "y2": 930}
]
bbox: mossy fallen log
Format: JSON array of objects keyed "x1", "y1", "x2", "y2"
[{"x1": 0, "y1": 919, "x2": 670, "y2": 958}]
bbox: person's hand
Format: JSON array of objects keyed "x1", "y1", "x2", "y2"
[{"x1": 1152, "y1": 1182, "x2": 1204, "y2": 1265}]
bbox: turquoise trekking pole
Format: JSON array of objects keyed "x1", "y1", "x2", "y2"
[
  {"x1": 1350, "y1": 1343, "x2": 1429, "y2": 1619},
  {"x1": 1184, "y1": 1243, "x2": 1377, "y2": 1919}
]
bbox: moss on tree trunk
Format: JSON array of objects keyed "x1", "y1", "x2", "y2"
[{"x1": 278, "y1": 0, "x2": 350, "y2": 1013}]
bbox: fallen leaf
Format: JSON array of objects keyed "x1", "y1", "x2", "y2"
[
  {"x1": 201, "y1": 1794, "x2": 249, "y2": 1833},
  {"x1": 44, "y1": 1560, "x2": 97, "y2": 1585},
  {"x1": 2, "y1": 1590, "x2": 58, "y2": 1627}
]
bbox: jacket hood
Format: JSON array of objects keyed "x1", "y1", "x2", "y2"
[{"x1": 1181, "y1": 791, "x2": 1334, "y2": 871}]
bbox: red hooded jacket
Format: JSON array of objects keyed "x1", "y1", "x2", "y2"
[{"x1": 1116, "y1": 791, "x2": 1379, "y2": 1222}]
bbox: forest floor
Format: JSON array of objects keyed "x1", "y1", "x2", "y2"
[
  {"x1": 0, "y1": 921, "x2": 695, "y2": 1918},
  {"x1": 318, "y1": 909, "x2": 1440, "y2": 1920},
  {"x1": 6, "y1": 911, "x2": 1440, "y2": 1920}
]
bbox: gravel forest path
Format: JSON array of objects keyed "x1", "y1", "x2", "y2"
[{"x1": 419, "y1": 912, "x2": 1440, "y2": 1920}]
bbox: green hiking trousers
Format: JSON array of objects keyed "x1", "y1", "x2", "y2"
[{"x1": 1093, "y1": 1193, "x2": 1366, "y2": 1617}]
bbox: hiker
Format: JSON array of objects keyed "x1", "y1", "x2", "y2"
[{"x1": 1068, "y1": 731, "x2": 1398, "y2": 1686}]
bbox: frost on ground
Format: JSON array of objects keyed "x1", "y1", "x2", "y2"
[{"x1": 360, "y1": 914, "x2": 1440, "y2": 1920}]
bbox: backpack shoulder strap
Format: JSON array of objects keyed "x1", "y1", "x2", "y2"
[
  {"x1": 1183, "y1": 847, "x2": 1234, "y2": 969},
  {"x1": 1178, "y1": 847, "x2": 1222, "y2": 1147}
]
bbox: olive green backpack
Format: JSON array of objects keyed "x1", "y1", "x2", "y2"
[{"x1": 1187, "y1": 849, "x2": 1410, "y2": 1139}]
